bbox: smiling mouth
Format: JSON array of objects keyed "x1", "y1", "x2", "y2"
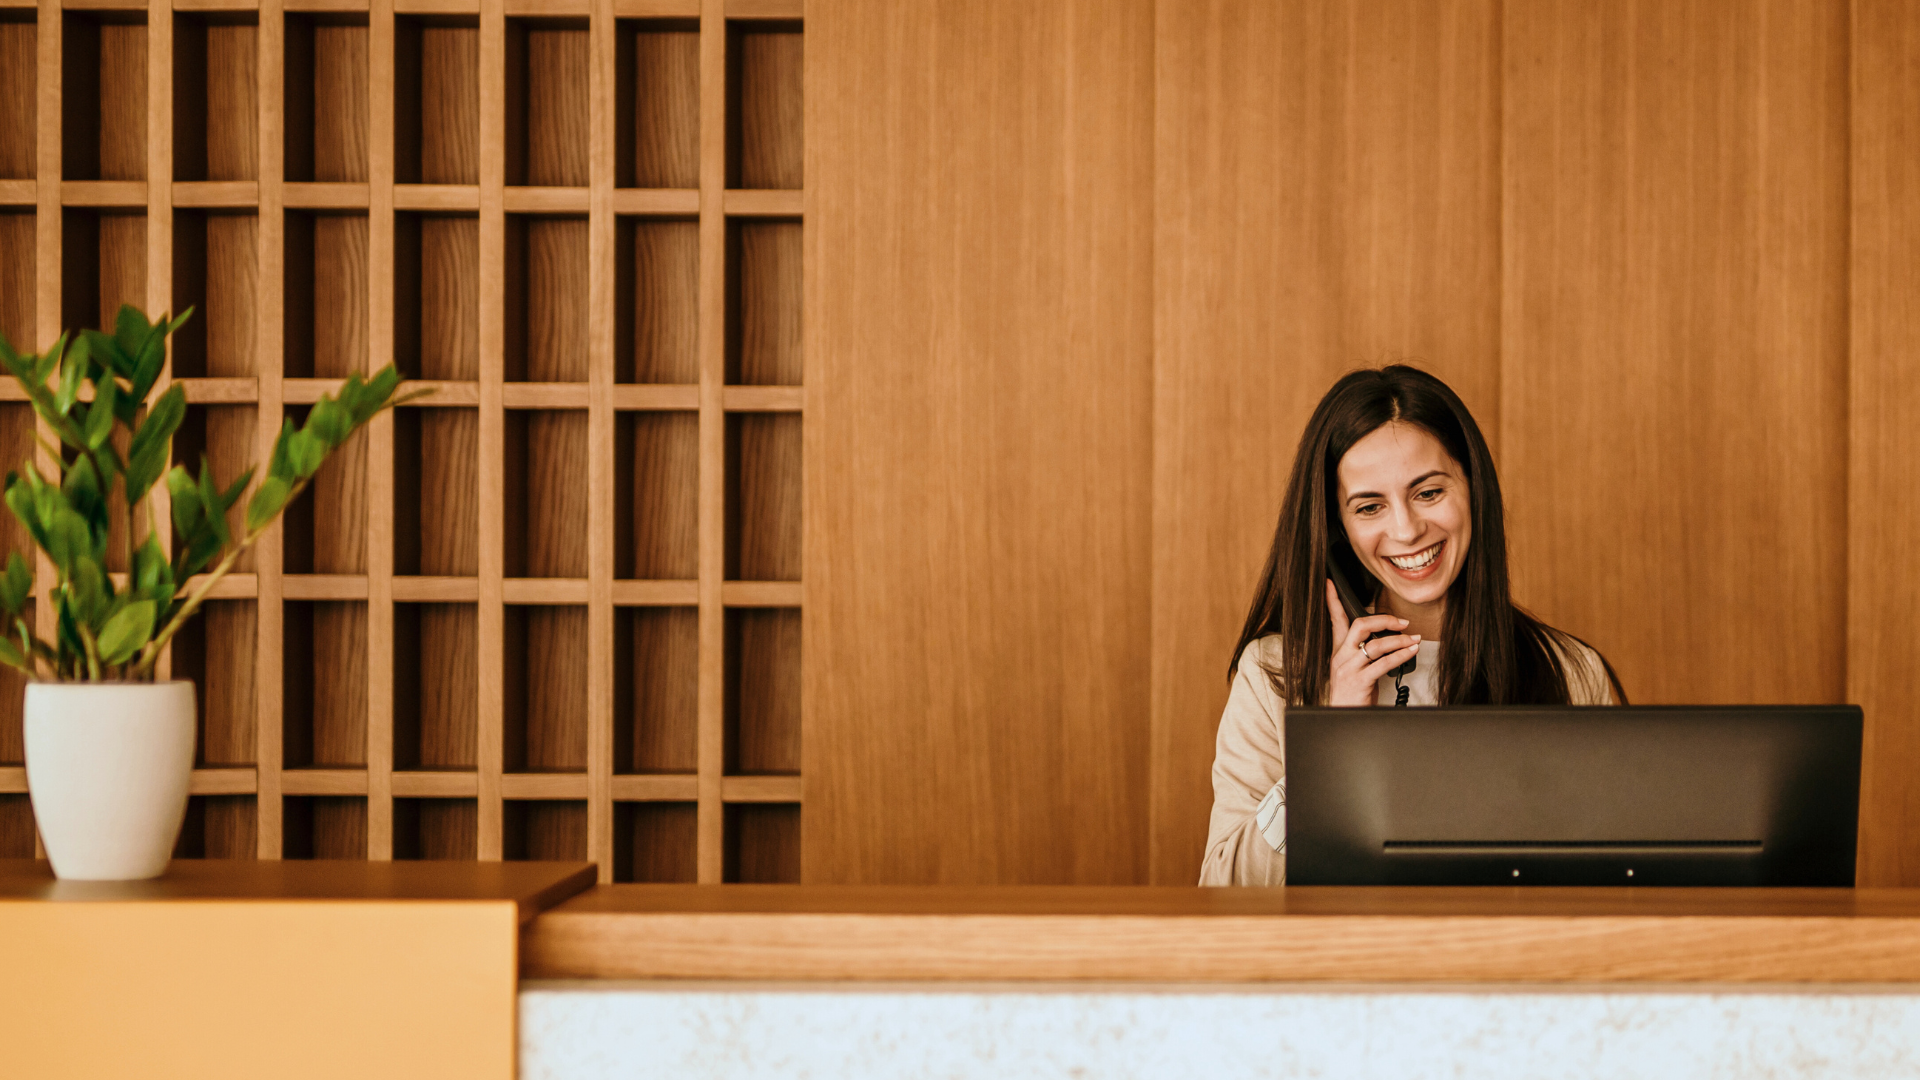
[{"x1": 1385, "y1": 541, "x2": 1443, "y2": 572}]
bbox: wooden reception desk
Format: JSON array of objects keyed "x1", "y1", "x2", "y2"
[{"x1": 523, "y1": 884, "x2": 1920, "y2": 984}]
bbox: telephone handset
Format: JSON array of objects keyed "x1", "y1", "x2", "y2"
[{"x1": 1327, "y1": 552, "x2": 1416, "y2": 682}]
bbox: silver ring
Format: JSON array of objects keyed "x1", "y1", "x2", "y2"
[{"x1": 1359, "y1": 640, "x2": 1372, "y2": 661}]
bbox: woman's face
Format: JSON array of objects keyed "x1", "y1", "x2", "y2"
[{"x1": 1335, "y1": 422, "x2": 1471, "y2": 612}]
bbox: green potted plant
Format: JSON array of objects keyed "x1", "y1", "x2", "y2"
[{"x1": 1, "y1": 305, "x2": 415, "y2": 880}]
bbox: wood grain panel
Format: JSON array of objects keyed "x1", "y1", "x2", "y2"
[
  {"x1": 171, "y1": 210, "x2": 258, "y2": 376},
  {"x1": 614, "y1": 605, "x2": 697, "y2": 772},
  {"x1": 726, "y1": 22, "x2": 798, "y2": 189},
  {"x1": 283, "y1": 412, "x2": 368, "y2": 572},
  {"x1": 725, "y1": 217, "x2": 797, "y2": 384},
  {"x1": 61, "y1": 209, "x2": 147, "y2": 333},
  {"x1": 506, "y1": 17, "x2": 589, "y2": 187},
  {"x1": 613, "y1": 800, "x2": 696, "y2": 881},
  {"x1": 1853, "y1": 0, "x2": 1920, "y2": 885},
  {"x1": 284, "y1": 209, "x2": 368, "y2": 376},
  {"x1": 171, "y1": 600, "x2": 258, "y2": 766},
  {"x1": 0, "y1": 212, "x2": 31, "y2": 351},
  {"x1": 503, "y1": 798, "x2": 587, "y2": 859},
  {"x1": 1148, "y1": 0, "x2": 1501, "y2": 884},
  {"x1": 503, "y1": 409, "x2": 589, "y2": 575},
  {"x1": 395, "y1": 15, "x2": 478, "y2": 184},
  {"x1": 0, "y1": 600, "x2": 28, "y2": 765},
  {"x1": 62, "y1": 12, "x2": 146, "y2": 181},
  {"x1": 615, "y1": 409, "x2": 697, "y2": 577},
  {"x1": 0, "y1": 794, "x2": 31, "y2": 857},
  {"x1": 503, "y1": 605, "x2": 588, "y2": 770},
  {"x1": 393, "y1": 797, "x2": 478, "y2": 858},
  {"x1": 283, "y1": 600, "x2": 369, "y2": 767},
  {"x1": 282, "y1": 794, "x2": 367, "y2": 857},
  {"x1": 394, "y1": 407, "x2": 479, "y2": 574},
  {"x1": 722, "y1": 801, "x2": 796, "y2": 882},
  {"x1": 616, "y1": 216, "x2": 697, "y2": 382},
  {"x1": 0, "y1": 15, "x2": 35, "y2": 180},
  {"x1": 173, "y1": 405, "x2": 259, "y2": 571},
  {"x1": 617, "y1": 20, "x2": 697, "y2": 188},
  {"x1": 1501, "y1": 0, "x2": 1847, "y2": 706},
  {"x1": 724, "y1": 606, "x2": 796, "y2": 773},
  {"x1": 174, "y1": 15, "x2": 258, "y2": 182},
  {"x1": 393, "y1": 602, "x2": 479, "y2": 768},
  {"x1": 394, "y1": 212, "x2": 478, "y2": 378},
  {"x1": 173, "y1": 794, "x2": 258, "y2": 858},
  {"x1": 807, "y1": 0, "x2": 1152, "y2": 884},
  {"x1": 285, "y1": 14, "x2": 369, "y2": 182},
  {"x1": 724, "y1": 411, "x2": 796, "y2": 580},
  {"x1": 503, "y1": 213, "x2": 588, "y2": 380}
]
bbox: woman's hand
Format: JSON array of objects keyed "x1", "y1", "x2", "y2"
[{"x1": 1324, "y1": 579, "x2": 1421, "y2": 707}]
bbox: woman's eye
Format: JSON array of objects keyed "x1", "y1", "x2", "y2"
[
  {"x1": 1416, "y1": 488, "x2": 1442, "y2": 501},
  {"x1": 1355, "y1": 504, "x2": 1383, "y2": 516}
]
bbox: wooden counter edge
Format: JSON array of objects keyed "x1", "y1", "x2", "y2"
[{"x1": 520, "y1": 911, "x2": 1920, "y2": 983}]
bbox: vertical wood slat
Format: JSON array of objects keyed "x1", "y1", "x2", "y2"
[
  {"x1": 31, "y1": 0, "x2": 59, "y2": 860},
  {"x1": 477, "y1": 0, "x2": 506, "y2": 861},
  {"x1": 1852, "y1": 0, "x2": 1920, "y2": 885},
  {"x1": 365, "y1": 0, "x2": 397, "y2": 861},
  {"x1": 145, "y1": 0, "x2": 172, "y2": 685},
  {"x1": 255, "y1": 0, "x2": 286, "y2": 857},
  {"x1": 695, "y1": 0, "x2": 726, "y2": 882},
  {"x1": 587, "y1": 0, "x2": 616, "y2": 880}
]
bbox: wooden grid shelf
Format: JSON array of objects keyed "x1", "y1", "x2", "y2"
[{"x1": 0, "y1": 0, "x2": 803, "y2": 884}]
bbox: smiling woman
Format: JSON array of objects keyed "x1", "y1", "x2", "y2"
[{"x1": 1199, "y1": 366, "x2": 1624, "y2": 886}]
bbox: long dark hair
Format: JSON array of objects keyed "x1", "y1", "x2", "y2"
[{"x1": 1230, "y1": 365, "x2": 1617, "y2": 706}]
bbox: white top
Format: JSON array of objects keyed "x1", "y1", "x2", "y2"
[{"x1": 1200, "y1": 632, "x2": 1616, "y2": 886}]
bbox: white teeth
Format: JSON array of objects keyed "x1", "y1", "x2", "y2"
[{"x1": 1387, "y1": 544, "x2": 1440, "y2": 570}]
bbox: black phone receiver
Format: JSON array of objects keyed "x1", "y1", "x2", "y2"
[{"x1": 1327, "y1": 554, "x2": 1415, "y2": 680}]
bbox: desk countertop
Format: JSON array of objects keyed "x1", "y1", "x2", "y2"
[{"x1": 522, "y1": 884, "x2": 1920, "y2": 983}]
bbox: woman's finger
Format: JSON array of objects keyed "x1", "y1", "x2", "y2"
[{"x1": 1359, "y1": 640, "x2": 1423, "y2": 682}]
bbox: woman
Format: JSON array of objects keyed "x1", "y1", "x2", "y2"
[{"x1": 1199, "y1": 366, "x2": 1622, "y2": 886}]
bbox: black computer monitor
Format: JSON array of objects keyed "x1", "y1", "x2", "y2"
[{"x1": 1284, "y1": 705, "x2": 1862, "y2": 886}]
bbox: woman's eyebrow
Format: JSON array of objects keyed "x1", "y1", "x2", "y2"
[{"x1": 1405, "y1": 470, "x2": 1450, "y2": 488}]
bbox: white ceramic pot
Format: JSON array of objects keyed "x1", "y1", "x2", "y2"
[{"x1": 25, "y1": 681, "x2": 196, "y2": 880}]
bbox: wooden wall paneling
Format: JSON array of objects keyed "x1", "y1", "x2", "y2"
[
  {"x1": 615, "y1": 409, "x2": 698, "y2": 576},
  {"x1": 282, "y1": 793, "x2": 367, "y2": 857},
  {"x1": 392, "y1": 602, "x2": 480, "y2": 768},
  {"x1": 173, "y1": 405, "x2": 259, "y2": 573},
  {"x1": 724, "y1": 410, "x2": 797, "y2": 579},
  {"x1": 62, "y1": 9, "x2": 146, "y2": 182},
  {"x1": 393, "y1": 211, "x2": 477, "y2": 379},
  {"x1": 614, "y1": 605, "x2": 697, "y2": 772},
  {"x1": 502, "y1": 408, "x2": 589, "y2": 575},
  {"x1": 284, "y1": 12, "x2": 368, "y2": 183},
  {"x1": 394, "y1": 407, "x2": 480, "y2": 574},
  {"x1": 392, "y1": 796, "x2": 478, "y2": 859},
  {"x1": 0, "y1": 211, "x2": 32, "y2": 350},
  {"x1": 724, "y1": 18, "x2": 796, "y2": 190},
  {"x1": 394, "y1": 13, "x2": 479, "y2": 186},
  {"x1": 1852, "y1": 0, "x2": 1920, "y2": 885},
  {"x1": 502, "y1": 797, "x2": 586, "y2": 859},
  {"x1": 615, "y1": 216, "x2": 698, "y2": 382},
  {"x1": 505, "y1": 15, "x2": 589, "y2": 188},
  {"x1": 503, "y1": 604, "x2": 589, "y2": 771},
  {"x1": 724, "y1": 217, "x2": 797, "y2": 383},
  {"x1": 32, "y1": 0, "x2": 56, "y2": 861},
  {"x1": 284, "y1": 209, "x2": 369, "y2": 377},
  {"x1": 616, "y1": 18, "x2": 698, "y2": 190},
  {"x1": 807, "y1": 0, "x2": 1152, "y2": 884},
  {"x1": 172, "y1": 793, "x2": 257, "y2": 858},
  {"x1": 0, "y1": 406, "x2": 30, "y2": 765},
  {"x1": 694, "y1": 0, "x2": 724, "y2": 881},
  {"x1": 478, "y1": 0, "x2": 507, "y2": 860},
  {"x1": 1500, "y1": 0, "x2": 1847, "y2": 708},
  {"x1": 502, "y1": 213, "x2": 589, "y2": 381},
  {"x1": 368, "y1": 0, "x2": 397, "y2": 860},
  {"x1": 0, "y1": 793, "x2": 35, "y2": 857},
  {"x1": 0, "y1": 11, "x2": 37, "y2": 181},
  {"x1": 722, "y1": 800, "x2": 795, "y2": 882},
  {"x1": 170, "y1": 208, "x2": 259, "y2": 377},
  {"x1": 723, "y1": 605, "x2": 797, "y2": 773},
  {"x1": 612, "y1": 799, "x2": 696, "y2": 881},
  {"x1": 256, "y1": 0, "x2": 287, "y2": 857},
  {"x1": 1148, "y1": 0, "x2": 1502, "y2": 884},
  {"x1": 170, "y1": 599, "x2": 258, "y2": 766},
  {"x1": 60, "y1": 209, "x2": 147, "y2": 341},
  {"x1": 589, "y1": 0, "x2": 616, "y2": 880},
  {"x1": 172, "y1": 12, "x2": 258, "y2": 184},
  {"x1": 282, "y1": 410, "x2": 368, "y2": 572},
  {"x1": 282, "y1": 599, "x2": 369, "y2": 767}
]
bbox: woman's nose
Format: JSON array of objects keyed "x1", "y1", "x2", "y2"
[{"x1": 1388, "y1": 505, "x2": 1422, "y2": 544}]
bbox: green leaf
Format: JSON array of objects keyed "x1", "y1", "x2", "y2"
[
  {"x1": 219, "y1": 466, "x2": 254, "y2": 512},
  {"x1": 267, "y1": 418, "x2": 296, "y2": 480},
  {"x1": 132, "y1": 532, "x2": 174, "y2": 605},
  {"x1": 82, "y1": 329, "x2": 132, "y2": 379},
  {"x1": 0, "y1": 552, "x2": 30, "y2": 615},
  {"x1": 197, "y1": 456, "x2": 230, "y2": 549},
  {"x1": 83, "y1": 379, "x2": 117, "y2": 450},
  {"x1": 305, "y1": 395, "x2": 353, "y2": 447},
  {"x1": 167, "y1": 307, "x2": 195, "y2": 337},
  {"x1": 286, "y1": 429, "x2": 328, "y2": 480},
  {"x1": 4, "y1": 474, "x2": 50, "y2": 556},
  {"x1": 130, "y1": 334, "x2": 167, "y2": 404},
  {"x1": 60, "y1": 455, "x2": 106, "y2": 543},
  {"x1": 54, "y1": 335, "x2": 87, "y2": 416},
  {"x1": 32, "y1": 332, "x2": 67, "y2": 387},
  {"x1": 245, "y1": 475, "x2": 292, "y2": 534},
  {"x1": 68, "y1": 556, "x2": 111, "y2": 625},
  {"x1": 114, "y1": 305, "x2": 153, "y2": 361},
  {"x1": 96, "y1": 599, "x2": 154, "y2": 666},
  {"x1": 47, "y1": 508, "x2": 91, "y2": 572},
  {"x1": 126, "y1": 385, "x2": 186, "y2": 504},
  {"x1": 0, "y1": 636, "x2": 28, "y2": 675},
  {"x1": 167, "y1": 466, "x2": 205, "y2": 540}
]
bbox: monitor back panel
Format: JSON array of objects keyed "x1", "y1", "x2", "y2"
[{"x1": 1284, "y1": 706, "x2": 1862, "y2": 886}]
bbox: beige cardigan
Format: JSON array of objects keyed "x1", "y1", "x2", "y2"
[{"x1": 1198, "y1": 631, "x2": 1617, "y2": 886}]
